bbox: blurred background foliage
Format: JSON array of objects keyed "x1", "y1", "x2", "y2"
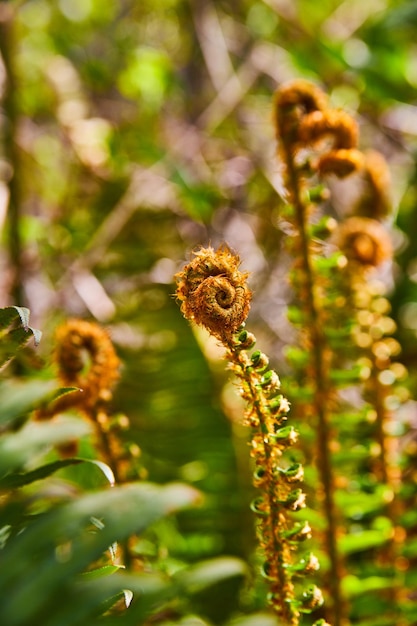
[{"x1": 2, "y1": 0, "x2": 417, "y2": 624}]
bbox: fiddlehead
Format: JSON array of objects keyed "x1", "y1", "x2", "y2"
[
  {"x1": 54, "y1": 318, "x2": 121, "y2": 411},
  {"x1": 38, "y1": 319, "x2": 126, "y2": 481},
  {"x1": 175, "y1": 245, "x2": 325, "y2": 626},
  {"x1": 333, "y1": 216, "x2": 393, "y2": 268},
  {"x1": 176, "y1": 245, "x2": 251, "y2": 342},
  {"x1": 274, "y1": 78, "x2": 407, "y2": 625}
]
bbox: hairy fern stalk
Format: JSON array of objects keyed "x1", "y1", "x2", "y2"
[
  {"x1": 274, "y1": 79, "x2": 410, "y2": 625},
  {"x1": 175, "y1": 245, "x2": 327, "y2": 626},
  {"x1": 175, "y1": 80, "x2": 414, "y2": 626}
]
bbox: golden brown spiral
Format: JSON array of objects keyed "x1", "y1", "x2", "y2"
[
  {"x1": 275, "y1": 80, "x2": 365, "y2": 179},
  {"x1": 53, "y1": 318, "x2": 120, "y2": 414},
  {"x1": 298, "y1": 108, "x2": 366, "y2": 179},
  {"x1": 333, "y1": 216, "x2": 393, "y2": 268},
  {"x1": 274, "y1": 79, "x2": 328, "y2": 144},
  {"x1": 175, "y1": 246, "x2": 252, "y2": 341},
  {"x1": 298, "y1": 109, "x2": 359, "y2": 150}
]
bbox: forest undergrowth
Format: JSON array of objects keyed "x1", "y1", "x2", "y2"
[{"x1": 1, "y1": 45, "x2": 416, "y2": 626}]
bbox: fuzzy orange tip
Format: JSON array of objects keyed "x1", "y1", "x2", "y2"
[
  {"x1": 333, "y1": 217, "x2": 393, "y2": 268},
  {"x1": 54, "y1": 319, "x2": 121, "y2": 412},
  {"x1": 274, "y1": 79, "x2": 328, "y2": 143},
  {"x1": 298, "y1": 109, "x2": 359, "y2": 150},
  {"x1": 318, "y1": 148, "x2": 364, "y2": 178},
  {"x1": 275, "y1": 79, "x2": 328, "y2": 117},
  {"x1": 175, "y1": 246, "x2": 252, "y2": 342}
]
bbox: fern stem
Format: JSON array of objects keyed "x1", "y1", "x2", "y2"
[
  {"x1": 228, "y1": 344, "x2": 299, "y2": 626},
  {"x1": 282, "y1": 140, "x2": 345, "y2": 626},
  {"x1": 176, "y1": 247, "x2": 324, "y2": 624}
]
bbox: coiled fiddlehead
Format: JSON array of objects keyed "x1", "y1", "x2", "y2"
[
  {"x1": 176, "y1": 245, "x2": 251, "y2": 342},
  {"x1": 332, "y1": 216, "x2": 393, "y2": 268},
  {"x1": 54, "y1": 318, "x2": 121, "y2": 411},
  {"x1": 274, "y1": 78, "x2": 407, "y2": 625},
  {"x1": 38, "y1": 319, "x2": 125, "y2": 481},
  {"x1": 175, "y1": 245, "x2": 325, "y2": 626}
]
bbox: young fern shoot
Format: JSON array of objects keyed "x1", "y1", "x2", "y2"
[
  {"x1": 274, "y1": 79, "x2": 405, "y2": 624},
  {"x1": 175, "y1": 246, "x2": 326, "y2": 626},
  {"x1": 37, "y1": 319, "x2": 126, "y2": 482}
]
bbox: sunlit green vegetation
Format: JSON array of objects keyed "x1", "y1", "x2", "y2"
[{"x1": 2, "y1": 1, "x2": 417, "y2": 625}]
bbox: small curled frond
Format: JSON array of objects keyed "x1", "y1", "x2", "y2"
[
  {"x1": 275, "y1": 79, "x2": 328, "y2": 115},
  {"x1": 175, "y1": 245, "x2": 252, "y2": 342},
  {"x1": 275, "y1": 80, "x2": 365, "y2": 189},
  {"x1": 274, "y1": 79, "x2": 328, "y2": 144},
  {"x1": 298, "y1": 109, "x2": 359, "y2": 150},
  {"x1": 333, "y1": 216, "x2": 393, "y2": 269},
  {"x1": 34, "y1": 319, "x2": 123, "y2": 467},
  {"x1": 297, "y1": 109, "x2": 363, "y2": 180},
  {"x1": 274, "y1": 79, "x2": 398, "y2": 625},
  {"x1": 317, "y1": 148, "x2": 365, "y2": 178},
  {"x1": 53, "y1": 318, "x2": 121, "y2": 414},
  {"x1": 176, "y1": 246, "x2": 323, "y2": 625}
]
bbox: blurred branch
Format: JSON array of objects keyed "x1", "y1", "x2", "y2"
[
  {"x1": 70, "y1": 164, "x2": 179, "y2": 270},
  {"x1": 321, "y1": 0, "x2": 384, "y2": 40},
  {"x1": 57, "y1": 163, "x2": 179, "y2": 317},
  {"x1": 0, "y1": 5, "x2": 24, "y2": 305},
  {"x1": 191, "y1": 0, "x2": 236, "y2": 91},
  {"x1": 261, "y1": 0, "x2": 298, "y2": 21},
  {"x1": 196, "y1": 49, "x2": 260, "y2": 131}
]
